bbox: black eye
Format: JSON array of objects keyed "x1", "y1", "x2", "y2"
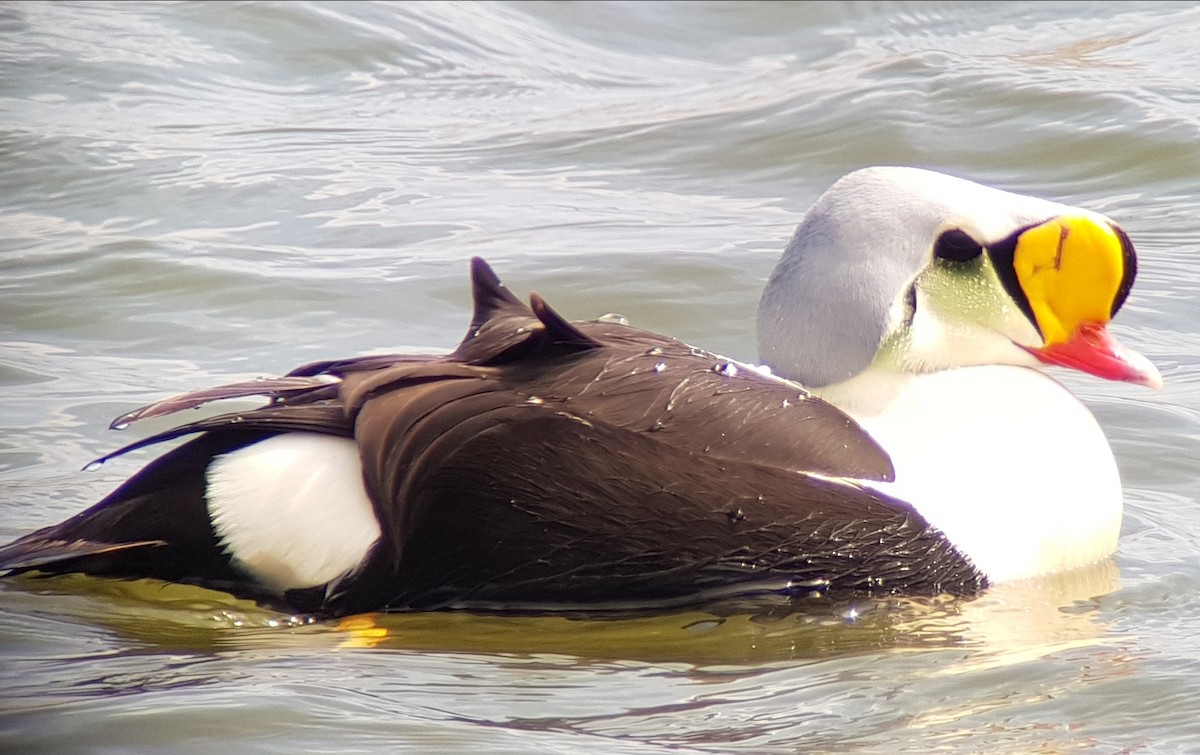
[{"x1": 933, "y1": 229, "x2": 983, "y2": 263}]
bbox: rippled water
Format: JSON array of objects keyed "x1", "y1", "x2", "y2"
[{"x1": 3, "y1": 2, "x2": 1200, "y2": 752}]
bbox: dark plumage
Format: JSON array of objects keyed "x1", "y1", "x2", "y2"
[{"x1": 0, "y1": 258, "x2": 985, "y2": 615}]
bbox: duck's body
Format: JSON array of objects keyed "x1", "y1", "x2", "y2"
[
  {"x1": 0, "y1": 262, "x2": 981, "y2": 614},
  {"x1": 0, "y1": 167, "x2": 1159, "y2": 615}
]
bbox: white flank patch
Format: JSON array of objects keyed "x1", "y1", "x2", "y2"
[{"x1": 206, "y1": 433, "x2": 382, "y2": 593}]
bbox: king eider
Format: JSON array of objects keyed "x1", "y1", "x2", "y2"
[{"x1": 0, "y1": 167, "x2": 1159, "y2": 616}]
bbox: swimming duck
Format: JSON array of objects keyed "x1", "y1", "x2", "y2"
[
  {"x1": 758, "y1": 167, "x2": 1159, "y2": 583},
  {"x1": 0, "y1": 167, "x2": 1158, "y2": 615}
]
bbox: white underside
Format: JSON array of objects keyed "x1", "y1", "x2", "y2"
[
  {"x1": 206, "y1": 433, "x2": 381, "y2": 593},
  {"x1": 820, "y1": 365, "x2": 1122, "y2": 583}
]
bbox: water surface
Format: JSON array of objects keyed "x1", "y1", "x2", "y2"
[{"x1": 3, "y1": 2, "x2": 1200, "y2": 752}]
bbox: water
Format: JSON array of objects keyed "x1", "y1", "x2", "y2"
[{"x1": 2, "y1": 1, "x2": 1200, "y2": 751}]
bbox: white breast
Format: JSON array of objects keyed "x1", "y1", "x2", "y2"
[
  {"x1": 206, "y1": 433, "x2": 382, "y2": 593},
  {"x1": 820, "y1": 365, "x2": 1122, "y2": 583}
]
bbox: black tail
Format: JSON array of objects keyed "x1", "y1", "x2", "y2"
[{"x1": 0, "y1": 432, "x2": 268, "y2": 587}]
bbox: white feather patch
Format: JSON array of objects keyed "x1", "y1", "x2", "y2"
[
  {"x1": 206, "y1": 433, "x2": 382, "y2": 593},
  {"x1": 824, "y1": 365, "x2": 1122, "y2": 583}
]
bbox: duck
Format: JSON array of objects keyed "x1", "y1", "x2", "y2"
[
  {"x1": 757, "y1": 167, "x2": 1159, "y2": 582},
  {"x1": 0, "y1": 167, "x2": 1159, "y2": 616}
]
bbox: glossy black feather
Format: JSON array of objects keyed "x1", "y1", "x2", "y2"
[{"x1": 334, "y1": 411, "x2": 981, "y2": 614}]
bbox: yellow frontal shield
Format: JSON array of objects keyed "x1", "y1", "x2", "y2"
[
  {"x1": 1012, "y1": 214, "x2": 1125, "y2": 346},
  {"x1": 1009, "y1": 214, "x2": 1160, "y2": 388}
]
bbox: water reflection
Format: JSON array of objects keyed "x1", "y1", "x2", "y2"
[{"x1": 2, "y1": 557, "x2": 1120, "y2": 668}]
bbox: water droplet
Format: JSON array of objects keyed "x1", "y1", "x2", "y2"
[
  {"x1": 645, "y1": 347, "x2": 663, "y2": 356},
  {"x1": 526, "y1": 396, "x2": 544, "y2": 405},
  {"x1": 653, "y1": 362, "x2": 667, "y2": 373},
  {"x1": 82, "y1": 460, "x2": 104, "y2": 472},
  {"x1": 781, "y1": 399, "x2": 790, "y2": 408},
  {"x1": 725, "y1": 507, "x2": 745, "y2": 524},
  {"x1": 111, "y1": 420, "x2": 131, "y2": 431},
  {"x1": 713, "y1": 362, "x2": 739, "y2": 378},
  {"x1": 597, "y1": 312, "x2": 628, "y2": 325}
]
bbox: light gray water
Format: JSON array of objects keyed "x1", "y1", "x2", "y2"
[{"x1": 2, "y1": 2, "x2": 1200, "y2": 752}]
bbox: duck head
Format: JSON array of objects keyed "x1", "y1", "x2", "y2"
[{"x1": 757, "y1": 166, "x2": 1161, "y2": 390}]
